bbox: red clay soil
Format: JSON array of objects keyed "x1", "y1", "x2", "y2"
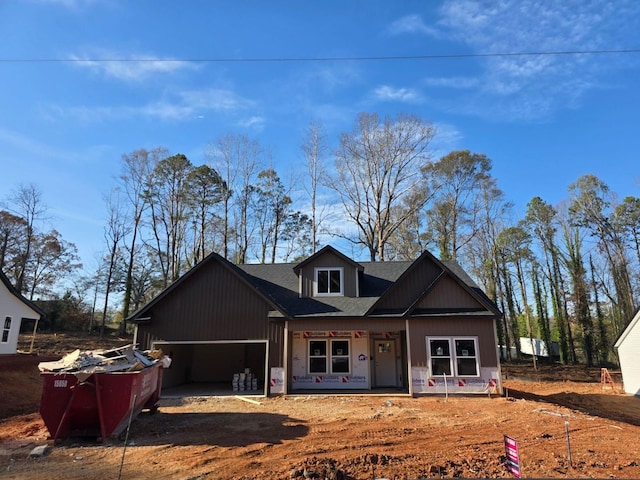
[{"x1": 1, "y1": 334, "x2": 639, "y2": 479}]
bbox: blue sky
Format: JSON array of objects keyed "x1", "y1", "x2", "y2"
[{"x1": 1, "y1": 0, "x2": 639, "y2": 271}]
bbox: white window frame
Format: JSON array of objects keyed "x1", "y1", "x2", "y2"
[
  {"x1": 2, "y1": 316, "x2": 11, "y2": 343},
  {"x1": 313, "y1": 267, "x2": 344, "y2": 296},
  {"x1": 307, "y1": 338, "x2": 351, "y2": 375},
  {"x1": 330, "y1": 339, "x2": 350, "y2": 374},
  {"x1": 426, "y1": 336, "x2": 480, "y2": 378}
]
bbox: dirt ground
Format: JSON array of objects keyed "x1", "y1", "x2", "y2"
[{"x1": 1, "y1": 333, "x2": 639, "y2": 479}]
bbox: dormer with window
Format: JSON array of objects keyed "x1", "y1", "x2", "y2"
[
  {"x1": 314, "y1": 267, "x2": 343, "y2": 296},
  {"x1": 293, "y1": 246, "x2": 364, "y2": 298}
]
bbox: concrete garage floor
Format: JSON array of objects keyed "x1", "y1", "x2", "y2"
[
  {"x1": 161, "y1": 382, "x2": 409, "y2": 399},
  {"x1": 161, "y1": 382, "x2": 266, "y2": 398}
]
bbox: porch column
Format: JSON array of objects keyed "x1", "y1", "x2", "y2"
[
  {"x1": 283, "y1": 320, "x2": 289, "y2": 395},
  {"x1": 405, "y1": 319, "x2": 413, "y2": 396}
]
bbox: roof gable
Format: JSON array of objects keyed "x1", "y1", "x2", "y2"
[
  {"x1": 293, "y1": 245, "x2": 364, "y2": 275},
  {"x1": 127, "y1": 252, "x2": 288, "y2": 322},
  {"x1": 129, "y1": 247, "x2": 500, "y2": 321},
  {"x1": 0, "y1": 269, "x2": 45, "y2": 318},
  {"x1": 614, "y1": 307, "x2": 640, "y2": 348},
  {"x1": 367, "y1": 250, "x2": 501, "y2": 317},
  {"x1": 412, "y1": 274, "x2": 487, "y2": 312}
]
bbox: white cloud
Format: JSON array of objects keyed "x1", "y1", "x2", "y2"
[
  {"x1": 423, "y1": 77, "x2": 479, "y2": 89},
  {"x1": 430, "y1": 123, "x2": 464, "y2": 156},
  {"x1": 373, "y1": 85, "x2": 422, "y2": 103},
  {"x1": 388, "y1": 14, "x2": 439, "y2": 37},
  {"x1": 177, "y1": 88, "x2": 252, "y2": 113},
  {"x1": 291, "y1": 62, "x2": 362, "y2": 96},
  {"x1": 139, "y1": 88, "x2": 255, "y2": 121},
  {"x1": 431, "y1": 0, "x2": 640, "y2": 121},
  {"x1": 69, "y1": 52, "x2": 200, "y2": 82},
  {"x1": 236, "y1": 116, "x2": 266, "y2": 129},
  {"x1": 43, "y1": 87, "x2": 254, "y2": 123},
  {"x1": 0, "y1": 127, "x2": 73, "y2": 162},
  {"x1": 26, "y1": 0, "x2": 102, "y2": 7}
]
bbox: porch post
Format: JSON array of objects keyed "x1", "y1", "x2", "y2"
[
  {"x1": 132, "y1": 324, "x2": 138, "y2": 347},
  {"x1": 492, "y1": 317, "x2": 503, "y2": 395},
  {"x1": 283, "y1": 320, "x2": 289, "y2": 395},
  {"x1": 405, "y1": 319, "x2": 413, "y2": 396}
]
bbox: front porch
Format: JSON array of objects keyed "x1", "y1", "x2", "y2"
[{"x1": 282, "y1": 324, "x2": 411, "y2": 394}]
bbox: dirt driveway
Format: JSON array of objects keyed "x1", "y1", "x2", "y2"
[{"x1": 1, "y1": 334, "x2": 639, "y2": 479}]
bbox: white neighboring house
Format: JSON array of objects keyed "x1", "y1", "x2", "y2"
[
  {"x1": 614, "y1": 308, "x2": 640, "y2": 396},
  {"x1": 0, "y1": 270, "x2": 44, "y2": 355}
]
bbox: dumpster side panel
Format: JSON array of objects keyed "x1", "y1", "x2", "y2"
[
  {"x1": 40, "y1": 374, "x2": 101, "y2": 439},
  {"x1": 40, "y1": 364, "x2": 163, "y2": 440},
  {"x1": 40, "y1": 374, "x2": 76, "y2": 438},
  {"x1": 97, "y1": 365, "x2": 161, "y2": 437}
]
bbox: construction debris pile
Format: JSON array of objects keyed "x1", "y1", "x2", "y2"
[{"x1": 38, "y1": 344, "x2": 172, "y2": 379}]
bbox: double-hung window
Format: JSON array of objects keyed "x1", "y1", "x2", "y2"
[
  {"x1": 2, "y1": 317, "x2": 11, "y2": 343},
  {"x1": 314, "y1": 267, "x2": 343, "y2": 296},
  {"x1": 308, "y1": 339, "x2": 350, "y2": 374},
  {"x1": 454, "y1": 338, "x2": 479, "y2": 376},
  {"x1": 427, "y1": 337, "x2": 479, "y2": 377}
]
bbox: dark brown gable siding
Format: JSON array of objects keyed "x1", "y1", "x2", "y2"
[
  {"x1": 408, "y1": 318, "x2": 498, "y2": 368},
  {"x1": 416, "y1": 275, "x2": 485, "y2": 310},
  {"x1": 135, "y1": 259, "x2": 283, "y2": 366},
  {"x1": 372, "y1": 257, "x2": 442, "y2": 312},
  {"x1": 300, "y1": 251, "x2": 358, "y2": 297}
]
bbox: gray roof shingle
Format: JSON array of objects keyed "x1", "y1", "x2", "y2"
[{"x1": 237, "y1": 258, "x2": 497, "y2": 318}]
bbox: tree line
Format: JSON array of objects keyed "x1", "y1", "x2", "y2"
[{"x1": 1, "y1": 112, "x2": 638, "y2": 366}]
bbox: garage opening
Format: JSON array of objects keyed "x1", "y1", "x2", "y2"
[{"x1": 152, "y1": 340, "x2": 268, "y2": 397}]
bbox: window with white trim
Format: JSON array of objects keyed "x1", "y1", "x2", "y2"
[
  {"x1": 2, "y1": 317, "x2": 11, "y2": 343},
  {"x1": 308, "y1": 339, "x2": 350, "y2": 374},
  {"x1": 427, "y1": 337, "x2": 479, "y2": 377},
  {"x1": 314, "y1": 267, "x2": 343, "y2": 296}
]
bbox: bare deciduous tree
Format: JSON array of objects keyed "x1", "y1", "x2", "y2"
[
  {"x1": 100, "y1": 190, "x2": 129, "y2": 337},
  {"x1": 210, "y1": 134, "x2": 264, "y2": 263},
  {"x1": 145, "y1": 153, "x2": 194, "y2": 286},
  {"x1": 301, "y1": 120, "x2": 329, "y2": 253},
  {"x1": 422, "y1": 150, "x2": 493, "y2": 261},
  {"x1": 333, "y1": 112, "x2": 436, "y2": 261},
  {"x1": 118, "y1": 147, "x2": 164, "y2": 323},
  {"x1": 5, "y1": 184, "x2": 48, "y2": 293}
]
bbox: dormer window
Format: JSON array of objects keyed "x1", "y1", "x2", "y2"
[{"x1": 314, "y1": 267, "x2": 343, "y2": 296}]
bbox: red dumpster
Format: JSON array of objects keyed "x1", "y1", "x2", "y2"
[{"x1": 40, "y1": 362, "x2": 163, "y2": 441}]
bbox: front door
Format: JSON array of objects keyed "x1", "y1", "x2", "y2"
[{"x1": 374, "y1": 340, "x2": 397, "y2": 387}]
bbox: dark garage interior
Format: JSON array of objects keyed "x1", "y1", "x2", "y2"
[{"x1": 153, "y1": 341, "x2": 268, "y2": 396}]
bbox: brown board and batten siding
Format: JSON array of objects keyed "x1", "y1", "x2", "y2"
[
  {"x1": 372, "y1": 258, "x2": 442, "y2": 312},
  {"x1": 417, "y1": 275, "x2": 487, "y2": 311},
  {"x1": 134, "y1": 257, "x2": 284, "y2": 368},
  {"x1": 407, "y1": 318, "x2": 499, "y2": 368},
  {"x1": 299, "y1": 251, "x2": 359, "y2": 298}
]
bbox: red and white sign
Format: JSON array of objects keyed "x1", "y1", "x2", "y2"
[
  {"x1": 504, "y1": 435, "x2": 522, "y2": 478},
  {"x1": 488, "y1": 378, "x2": 497, "y2": 387},
  {"x1": 428, "y1": 378, "x2": 437, "y2": 387},
  {"x1": 458, "y1": 379, "x2": 467, "y2": 387}
]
